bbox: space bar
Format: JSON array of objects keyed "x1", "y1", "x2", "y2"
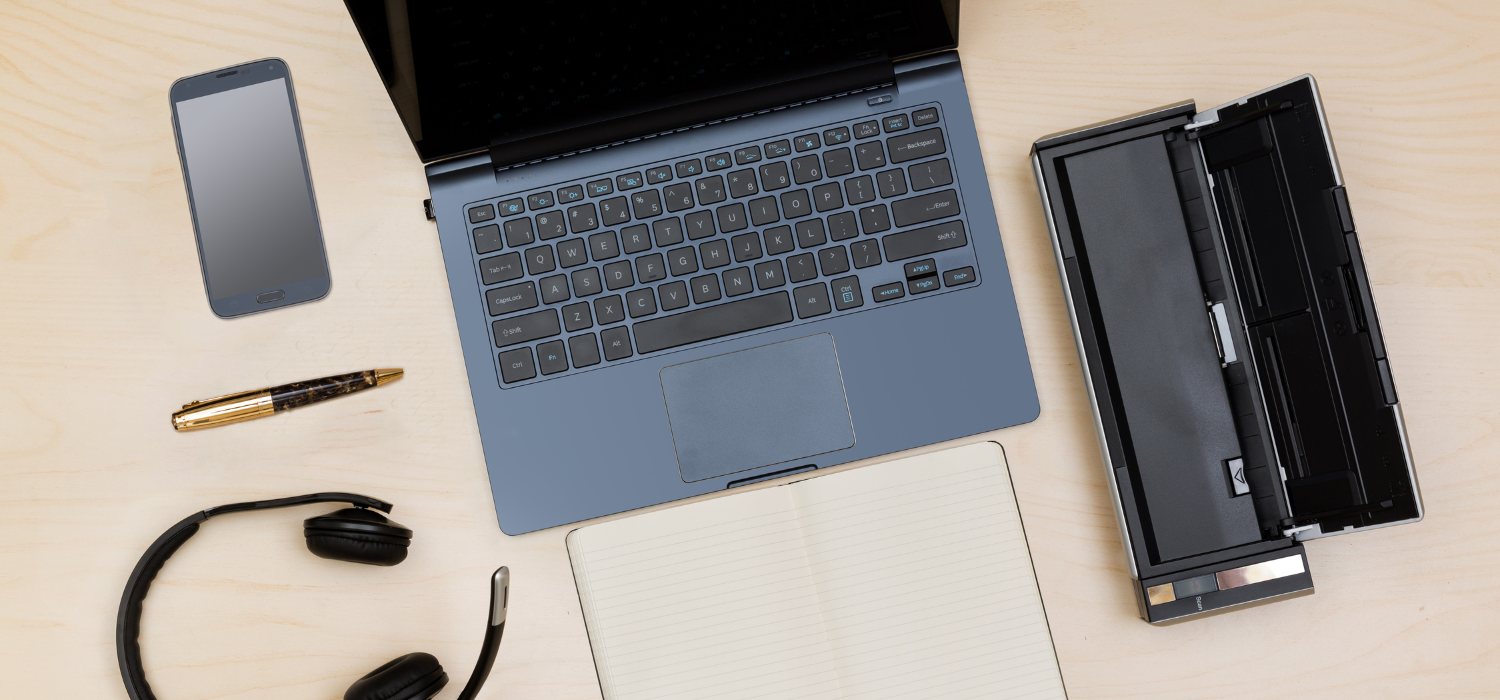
[{"x1": 633, "y1": 291, "x2": 794, "y2": 354}]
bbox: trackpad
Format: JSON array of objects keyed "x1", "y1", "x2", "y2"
[{"x1": 661, "y1": 334, "x2": 855, "y2": 482}]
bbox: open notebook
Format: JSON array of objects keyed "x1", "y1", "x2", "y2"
[{"x1": 567, "y1": 442, "x2": 1067, "y2": 700}]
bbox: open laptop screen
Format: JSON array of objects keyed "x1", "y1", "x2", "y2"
[{"x1": 346, "y1": 0, "x2": 959, "y2": 164}]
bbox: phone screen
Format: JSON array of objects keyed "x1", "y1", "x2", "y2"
[{"x1": 172, "y1": 61, "x2": 328, "y2": 315}]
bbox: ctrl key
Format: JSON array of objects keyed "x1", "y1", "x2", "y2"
[{"x1": 498, "y1": 347, "x2": 536, "y2": 384}]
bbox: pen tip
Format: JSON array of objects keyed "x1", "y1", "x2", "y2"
[{"x1": 374, "y1": 368, "x2": 404, "y2": 386}]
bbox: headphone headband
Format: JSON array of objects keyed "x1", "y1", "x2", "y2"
[{"x1": 115, "y1": 493, "x2": 391, "y2": 700}]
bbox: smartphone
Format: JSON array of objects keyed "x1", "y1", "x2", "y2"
[{"x1": 169, "y1": 58, "x2": 331, "y2": 317}]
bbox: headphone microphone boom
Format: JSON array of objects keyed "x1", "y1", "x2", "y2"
[{"x1": 115, "y1": 493, "x2": 507, "y2": 700}]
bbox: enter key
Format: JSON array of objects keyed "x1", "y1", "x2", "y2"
[{"x1": 891, "y1": 188, "x2": 960, "y2": 227}]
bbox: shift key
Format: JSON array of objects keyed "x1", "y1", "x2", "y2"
[
  {"x1": 882, "y1": 220, "x2": 968, "y2": 261},
  {"x1": 886, "y1": 127, "x2": 947, "y2": 163},
  {"x1": 492, "y1": 309, "x2": 560, "y2": 348}
]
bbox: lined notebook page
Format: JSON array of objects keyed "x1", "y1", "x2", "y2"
[
  {"x1": 792, "y1": 443, "x2": 1067, "y2": 700},
  {"x1": 567, "y1": 442, "x2": 1066, "y2": 700}
]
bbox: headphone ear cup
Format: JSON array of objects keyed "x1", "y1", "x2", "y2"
[
  {"x1": 345, "y1": 652, "x2": 447, "y2": 700},
  {"x1": 304, "y1": 508, "x2": 413, "y2": 566}
]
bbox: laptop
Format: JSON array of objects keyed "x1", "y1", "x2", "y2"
[{"x1": 346, "y1": 0, "x2": 1038, "y2": 534}]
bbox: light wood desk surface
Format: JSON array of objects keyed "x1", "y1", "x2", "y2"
[{"x1": 3, "y1": 2, "x2": 1498, "y2": 698}]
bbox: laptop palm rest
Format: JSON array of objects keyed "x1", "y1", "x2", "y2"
[{"x1": 660, "y1": 334, "x2": 854, "y2": 483}]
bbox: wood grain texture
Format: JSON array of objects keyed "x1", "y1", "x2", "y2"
[{"x1": 2, "y1": 1, "x2": 1497, "y2": 698}]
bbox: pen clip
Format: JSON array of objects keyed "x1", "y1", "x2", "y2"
[{"x1": 180, "y1": 390, "x2": 257, "y2": 410}]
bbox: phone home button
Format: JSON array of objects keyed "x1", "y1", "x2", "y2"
[{"x1": 256, "y1": 290, "x2": 286, "y2": 304}]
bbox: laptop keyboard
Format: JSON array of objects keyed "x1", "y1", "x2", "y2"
[{"x1": 462, "y1": 103, "x2": 982, "y2": 387}]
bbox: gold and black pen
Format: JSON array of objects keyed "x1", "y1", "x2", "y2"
[{"x1": 171, "y1": 368, "x2": 402, "y2": 431}]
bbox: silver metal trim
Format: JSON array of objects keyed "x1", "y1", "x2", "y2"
[
  {"x1": 1211, "y1": 302, "x2": 1238, "y2": 363},
  {"x1": 1032, "y1": 153, "x2": 1140, "y2": 579},
  {"x1": 490, "y1": 566, "x2": 509, "y2": 626}
]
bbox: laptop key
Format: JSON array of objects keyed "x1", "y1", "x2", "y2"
[
  {"x1": 536, "y1": 340, "x2": 569, "y2": 375},
  {"x1": 658, "y1": 280, "x2": 690, "y2": 310},
  {"x1": 850, "y1": 240, "x2": 882, "y2": 268},
  {"x1": 904, "y1": 259, "x2": 938, "y2": 279},
  {"x1": 794, "y1": 133, "x2": 820, "y2": 152},
  {"x1": 558, "y1": 185, "x2": 585, "y2": 203},
  {"x1": 685, "y1": 211, "x2": 715, "y2": 240},
  {"x1": 468, "y1": 204, "x2": 495, "y2": 223},
  {"x1": 749, "y1": 196, "x2": 779, "y2": 225},
  {"x1": 727, "y1": 169, "x2": 758, "y2": 198},
  {"x1": 732, "y1": 232, "x2": 763, "y2": 262},
  {"x1": 571, "y1": 267, "x2": 603, "y2": 297},
  {"x1": 794, "y1": 282, "x2": 831, "y2": 318},
  {"x1": 599, "y1": 196, "x2": 630, "y2": 226},
  {"x1": 759, "y1": 161, "x2": 791, "y2": 191},
  {"x1": 908, "y1": 158, "x2": 954, "y2": 191},
  {"x1": 616, "y1": 172, "x2": 644, "y2": 191},
  {"x1": 646, "y1": 166, "x2": 673, "y2": 184},
  {"x1": 539, "y1": 274, "x2": 570, "y2": 304},
  {"x1": 755, "y1": 259, "x2": 786, "y2": 289},
  {"x1": 892, "y1": 189, "x2": 960, "y2": 227},
  {"x1": 787, "y1": 253, "x2": 817, "y2": 283},
  {"x1": 722, "y1": 267, "x2": 754, "y2": 297},
  {"x1": 594, "y1": 295, "x2": 625, "y2": 325},
  {"x1": 492, "y1": 308, "x2": 560, "y2": 347},
  {"x1": 764, "y1": 139, "x2": 792, "y2": 158},
  {"x1": 858, "y1": 204, "x2": 891, "y2": 234},
  {"x1": 601, "y1": 327, "x2": 633, "y2": 360},
  {"x1": 827, "y1": 212, "x2": 858, "y2": 241},
  {"x1": 586, "y1": 179, "x2": 613, "y2": 197},
  {"x1": 569, "y1": 333, "x2": 601, "y2": 367},
  {"x1": 700, "y1": 239, "x2": 730, "y2": 269},
  {"x1": 504, "y1": 218, "x2": 535, "y2": 247},
  {"x1": 525, "y1": 245, "x2": 555, "y2": 275},
  {"x1": 631, "y1": 189, "x2": 663, "y2": 219},
  {"x1": 535, "y1": 210, "x2": 567, "y2": 239},
  {"x1": 823, "y1": 126, "x2": 851, "y2": 145},
  {"x1": 589, "y1": 231, "x2": 620, "y2": 261},
  {"x1": 568, "y1": 203, "x2": 598, "y2": 233},
  {"x1": 562, "y1": 302, "x2": 593, "y2": 331},
  {"x1": 632, "y1": 291, "x2": 794, "y2": 354},
  {"x1": 716, "y1": 202, "x2": 747, "y2": 233},
  {"x1": 913, "y1": 107, "x2": 939, "y2": 126},
  {"x1": 652, "y1": 217, "x2": 684, "y2": 246},
  {"x1": 876, "y1": 169, "x2": 907, "y2": 198},
  {"x1": 853, "y1": 121, "x2": 880, "y2": 139},
  {"x1": 908, "y1": 275, "x2": 941, "y2": 294},
  {"x1": 734, "y1": 146, "x2": 762, "y2": 164},
  {"x1": 690, "y1": 274, "x2": 721, "y2": 304},
  {"x1": 819, "y1": 246, "x2": 850, "y2": 276},
  {"x1": 668, "y1": 246, "x2": 698, "y2": 276},
  {"x1": 882, "y1": 220, "x2": 968, "y2": 261},
  {"x1": 763, "y1": 226, "x2": 794, "y2": 255},
  {"x1": 636, "y1": 253, "x2": 666, "y2": 283},
  {"x1": 621, "y1": 224, "x2": 652, "y2": 254},
  {"x1": 882, "y1": 114, "x2": 909, "y2": 132},
  {"x1": 626, "y1": 288, "x2": 657, "y2": 318},
  {"x1": 695, "y1": 175, "x2": 726, "y2": 205},
  {"x1": 473, "y1": 224, "x2": 503, "y2": 254},
  {"x1": 705, "y1": 153, "x2": 731, "y2": 171},
  {"x1": 831, "y1": 275, "x2": 863, "y2": 310},
  {"x1": 664, "y1": 183, "x2": 694, "y2": 212},
  {"x1": 872, "y1": 282, "x2": 905, "y2": 302},
  {"x1": 795, "y1": 219, "x2": 826, "y2": 249},
  {"x1": 812, "y1": 182, "x2": 843, "y2": 212},
  {"x1": 780, "y1": 189, "x2": 811, "y2": 219},
  {"x1": 480, "y1": 252, "x2": 524, "y2": 285},
  {"x1": 887, "y1": 127, "x2": 946, "y2": 163},
  {"x1": 845, "y1": 175, "x2": 875, "y2": 205},
  {"x1": 855, "y1": 141, "x2": 886, "y2": 170},
  {"x1": 528, "y1": 192, "x2": 555, "y2": 210},
  {"x1": 498, "y1": 347, "x2": 536, "y2": 383},
  {"x1": 675, "y1": 159, "x2": 702, "y2": 177},
  {"x1": 823, "y1": 147, "x2": 854, "y2": 178},
  {"x1": 556, "y1": 238, "x2": 587, "y2": 268},
  {"x1": 603, "y1": 260, "x2": 633, "y2": 290},
  {"x1": 498, "y1": 198, "x2": 524, "y2": 216},
  {"x1": 485, "y1": 281, "x2": 538, "y2": 316},
  {"x1": 791, "y1": 155, "x2": 822, "y2": 184}
]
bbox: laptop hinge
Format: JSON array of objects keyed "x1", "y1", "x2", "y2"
[{"x1": 487, "y1": 60, "x2": 895, "y2": 171}]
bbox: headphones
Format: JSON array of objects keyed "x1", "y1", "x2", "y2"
[{"x1": 116, "y1": 493, "x2": 507, "y2": 700}]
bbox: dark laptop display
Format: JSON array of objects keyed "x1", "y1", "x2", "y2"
[
  {"x1": 347, "y1": 0, "x2": 1039, "y2": 535},
  {"x1": 348, "y1": 1, "x2": 958, "y2": 164}
]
